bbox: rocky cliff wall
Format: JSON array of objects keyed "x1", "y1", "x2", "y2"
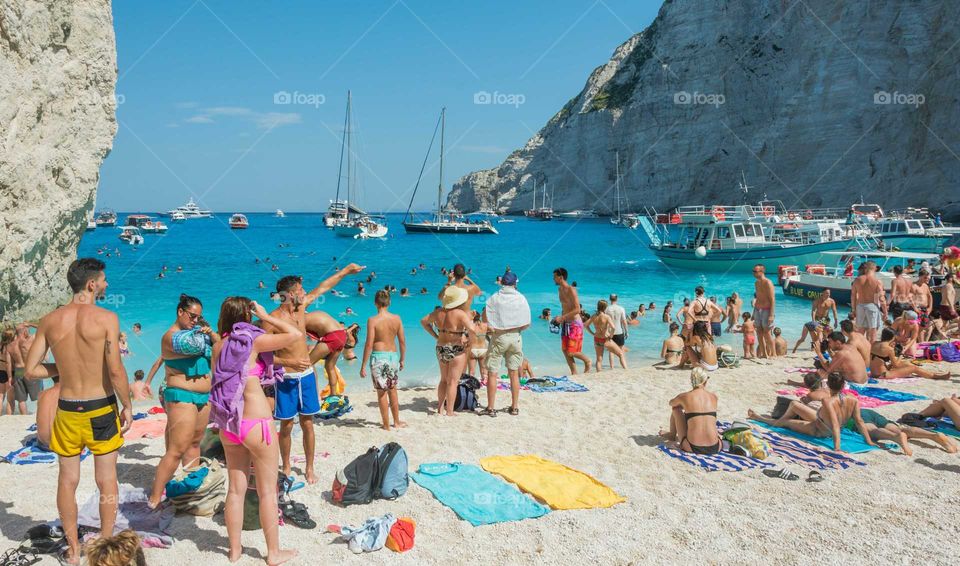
[
  {"x1": 450, "y1": 0, "x2": 960, "y2": 219},
  {"x1": 0, "y1": 0, "x2": 117, "y2": 320}
]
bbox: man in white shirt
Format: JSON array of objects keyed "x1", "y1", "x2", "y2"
[
  {"x1": 482, "y1": 270, "x2": 531, "y2": 416},
  {"x1": 606, "y1": 294, "x2": 628, "y2": 367}
]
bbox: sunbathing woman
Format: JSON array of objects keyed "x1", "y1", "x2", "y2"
[
  {"x1": 749, "y1": 372, "x2": 875, "y2": 453},
  {"x1": 870, "y1": 328, "x2": 950, "y2": 380},
  {"x1": 913, "y1": 395, "x2": 960, "y2": 432},
  {"x1": 854, "y1": 408, "x2": 957, "y2": 455},
  {"x1": 149, "y1": 294, "x2": 220, "y2": 508},
  {"x1": 659, "y1": 367, "x2": 721, "y2": 454},
  {"x1": 421, "y1": 287, "x2": 477, "y2": 416},
  {"x1": 683, "y1": 321, "x2": 718, "y2": 371},
  {"x1": 656, "y1": 322, "x2": 684, "y2": 367},
  {"x1": 211, "y1": 298, "x2": 300, "y2": 566}
]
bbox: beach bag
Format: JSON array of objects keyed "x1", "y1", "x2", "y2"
[
  {"x1": 317, "y1": 394, "x2": 353, "y2": 420},
  {"x1": 939, "y1": 342, "x2": 960, "y2": 362},
  {"x1": 385, "y1": 517, "x2": 416, "y2": 553},
  {"x1": 718, "y1": 351, "x2": 740, "y2": 368},
  {"x1": 376, "y1": 442, "x2": 409, "y2": 499},
  {"x1": 770, "y1": 396, "x2": 794, "y2": 420},
  {"x1": 333, "y1": 447, "x2": 380, "y2": 506},
  {"x1": 454, "y1": 374, "x2": 481, "y2": 412},
  {"x1": 927, "y1": 345, "x2": 943, "y2": 361},
  {"x1": 723, "y1": 423, "x2": 772, "y2": 460},
  {"x1": 169, "y1": 457, "x2": 226, "y2": 517}
]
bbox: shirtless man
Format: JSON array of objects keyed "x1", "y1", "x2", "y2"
[
  {"x1": 360, "y1": 290, "x2": 406, "y2": 430},
  {"x1": 23, "y1": 258, "x2": 132, "y2": 564},
  {"x1": 438, "y1": 263, "x2": 482, "y2": 308},
  {"x1": 752, "y1": 265, "x2": 776, "y2": 358},
  {"x1": 912, "y1": 270, "x2": 934, "y2": 341},
  {"x1": 304, "y1": 310, "x2": 348, "y2": 395},
  {"x1": 793, "y1": 290, "x2": 838, "y2": 353},
  {"x1": 814, "y1": 331, "x2": 868, "y2": 384},
  {"x1": 551, "y1": 268, "x2": 591, "y2": 374},
  {"x1": 889, "y1": 265, "x2": 915, "y2": 318},
  {"x1": 265, "y1": 264, "x2": 364, "y2": 484},
  {"x1": 938, "y1": 272, "x2": 958, "y2": 322},
  {"x1": 11, "y1": 324, "x2": 43, "y2": 414},
  {"x1": 851, "y1": 261, "x2": 886, "y2": 342},
  {"x1": 839, "y1": 319, "x2": 871, "y2": 367}
]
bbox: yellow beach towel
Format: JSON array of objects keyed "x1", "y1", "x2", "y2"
[
  {"x1": 320, "y1": 366, "x2": 346, "y2": 398},
  {"x1": 479, "y1": 455, "x2": 625, "y2": 510}
]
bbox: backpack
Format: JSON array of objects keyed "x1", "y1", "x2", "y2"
[
  {"x1": 332, "y1": 447, "x2": 380, "y2": 506},
  {"x1": 454, "y1": 374, "x2": 481, "y2": 412},
  {"x1": 376, "y1": 442, "x2": 409, "y2": 499},
  {"x1": 168, "y1": 458, "x2": 226, "y2": 517}
]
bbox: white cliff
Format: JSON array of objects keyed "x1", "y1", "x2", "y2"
[
  {"x1": 0, "y1": 0, "x2": 117, "y2": 320},
  {"x1": 449, "y1": 0, "x2": 960, "y2": 219}
]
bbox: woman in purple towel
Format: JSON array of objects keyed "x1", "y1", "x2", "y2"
[{"x1": 659, "y1": 367, "x2": 721, "y2": 454}]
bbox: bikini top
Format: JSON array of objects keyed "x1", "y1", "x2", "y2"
[{"x1": 694, "y1": 299, "x2": 709, "y2": 316}]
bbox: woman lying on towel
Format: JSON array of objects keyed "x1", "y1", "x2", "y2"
[
  {"x1": 870, "y1": 328, "x2": 950, "y2": 380},
  {"x1": 659, "y1": 367, "x2": 721, "y2": 454},
  {"x1": 749, "y1": 372, "x2": 875, "y2": 453},
  {"x1": 914, "y1": 396, "x2": 960, "y2": 432}
]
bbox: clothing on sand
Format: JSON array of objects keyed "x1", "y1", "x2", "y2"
[
  {"x1": 124, "y1": 417, "x2": 168, "y2": 440},
  {"x1": 526, "y1": 376, "x2": 589, "y2": 393},
  {"x1": 479, "y1": 455, "x2": 625, "y2": 510}
]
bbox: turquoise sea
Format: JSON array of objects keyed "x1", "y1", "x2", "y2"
[{"x1": 78, "y1": 213, "x2": 829, "y2": 385}]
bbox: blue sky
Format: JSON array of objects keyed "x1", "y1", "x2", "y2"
[{"x1": 104, "y1": 0, "x2": 661, "y2": 212}]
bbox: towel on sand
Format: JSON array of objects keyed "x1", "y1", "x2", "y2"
[
  {"x1": 480, "y1": 455, "x2": 624, "y2": 510},
  {"x1": 931, "y1": 417, "x2": 960, "y2": 438},
  {"x1": 412, "y1": 463, "x2": 549, "y2": 526},
  {"x1": 124, "y1": 417, "x2": 167, "y2": 440},
  {"x1": 526, "y1": 376, "x2": 589, "y2": 393},
  {"x1": 2, "y1": 435, "x2": 89, "y2": 465},
  {"x1": 750, "y1": 420, "x2": 880, "y2": 453},
  {"x1": 776, "y1": 387, "x2": 894, "y2": 409},
  {"x1": 848, "y1": 384, "x2": 927, "y2": 403},
  {"x1": 480, "y1": 379, "x2": 530, "y2": 392},
  {"x1": 69, "y1": 485, "x2": 174, "y2": 548},
  {"x1": 656, "y1": 444, "x2": 775, "y2": 472}
]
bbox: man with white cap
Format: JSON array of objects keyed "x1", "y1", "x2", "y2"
[{"x1": 481, "y1": 269, "x2": 531, "y2": 416}]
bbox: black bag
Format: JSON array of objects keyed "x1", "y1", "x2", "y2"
[
  {"x1": 770, "y1": 396, "x2": 794, "y2": 419},
  {"x1": 332, "y1": 447, "x2": 380, "y2": 506},
  {"x1": 454, "y1": 374, "x2": 481, "y2": 412}
]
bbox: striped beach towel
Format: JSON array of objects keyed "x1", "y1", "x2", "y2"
[
  {"x1": 2, "y1": 436, "x2": 90, "y2": 465},
  {"x1": 656, "y1": 444, "x2": 774, "y2": 472}
]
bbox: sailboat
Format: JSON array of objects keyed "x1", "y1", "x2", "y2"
[
  {"x1": 403, "y1": 108, "x2": 498, "y2": 235},
  {"x1": 326, "y1": 91, "x2": 387, "y2": 238},
  {"x1": 610, "y1": 151, "x2": 638, "y2": 229}
]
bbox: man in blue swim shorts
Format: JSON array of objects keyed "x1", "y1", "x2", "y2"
[{"x1": 265, "y1": 264, "x2": 365, "y2": 484}]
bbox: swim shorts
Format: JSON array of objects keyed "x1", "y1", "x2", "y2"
[
  {"x1": 12, "y1": 368, "x2": 42, "y2": 402},
  {"x1": 0, "y1": 370, "x2": 7, "y2": 385},
  {"x1": 855, "y1": 303, "x2": 883, "y2": 330},
  {"x1": 50, "y1": 395, "x2": 124, "y2": 457},
  {"x1": 890, "y1": 302, "x2": 914, "y2": 319},
  {"x1": 846, "y1": 409, "x2": 890, "y2": 432},
  {"x1": 163, "y1": 386, "x2": 210, "y2": 410},
  {"x1": 709, "y1": 323, "x2": 722, "y2": 337},
  {"x1": 487, "y1": 331, "x2": 523, "y2": 372},
  {"x1": 370, "y1": 351, "x2": 400, "y2": 390},
  {"x1": 274, "y1": 369, "x2": 321, "y2": 420},
  {"x1": 319, "y1": 329, "x2": 348, "y2": 353},
  {"x1": 612, "y1": 333, "x2": 626, "y2": 347},
  {"x1": 561, "y1": 319, "x2": 584, "y2": 354},
  {"x1": 753, "y1": 308, "x2": 773, "y2": 331},
  {"x1": 938, "y1": 304, "x2": 958, "y2": 321}
]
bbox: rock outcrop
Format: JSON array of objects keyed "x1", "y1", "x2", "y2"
[
  {"x1": 449, "y1": 0, "x2": 960, "y2": 220},
  {"x1": 0, "y1": 0, "x2": 117, "y2": 320}
]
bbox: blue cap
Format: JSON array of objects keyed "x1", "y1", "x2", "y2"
[{"x1": 501, "y1": 271, "x2": 518, "y2": 286}]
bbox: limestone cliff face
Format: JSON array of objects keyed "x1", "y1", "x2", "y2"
[
  {"x1": 450, "y1": 0, "x2": 960, "y2": 219},
  {"x1": 0, "y1": 0, "x2": 117, "y2": 320}
]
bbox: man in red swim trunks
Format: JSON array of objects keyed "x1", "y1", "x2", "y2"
[
  {"x1": 306, "y1": 310, "x2": 348, "y2": 395},
  {"x1": 551, "y1": 267, "x2": 591, "y2": 374}
]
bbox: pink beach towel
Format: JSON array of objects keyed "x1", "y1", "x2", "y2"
[
  {"x1": 775, "y1": 388, "x2": 894, "y2": 409},
  {"x1": 124, "y1": 418, "x2": 168, "y2": 440}
]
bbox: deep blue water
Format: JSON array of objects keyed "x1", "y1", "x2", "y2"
[{"x1": 78, "y1": 212, "x2": 822, "y2": 385}]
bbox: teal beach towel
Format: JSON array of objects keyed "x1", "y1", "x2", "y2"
[
  {"x1": 750, "y1": 420, "x2": 880, "y2": 454},
  {"x1": 411, "y1": 463, "x2": 550, "y2": 526}
]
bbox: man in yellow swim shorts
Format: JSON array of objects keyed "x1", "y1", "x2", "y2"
[{"x1": 24, "y1": 258, "x2": 133, "y2": 565}]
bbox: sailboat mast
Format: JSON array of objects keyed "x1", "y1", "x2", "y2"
[
  {"x1": 346, "y1": 90, "x2": 352, "y2": 212},
  {"x1": 437, "y1": 107, "x2": 445, "y2": 223},
  {"x1": 615, "y1": 151, "x2": 621, "y2": 221},
  {"x1": 333, "y1": 92, "x2": 349, "y2": 207}
]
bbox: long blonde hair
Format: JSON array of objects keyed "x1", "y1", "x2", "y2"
[{"x1": 84, "y1": 530, "x2": 145, "y2": 566}]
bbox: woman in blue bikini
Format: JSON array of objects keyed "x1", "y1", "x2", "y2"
[{"x1": 148, "y1": 294, "x2": 220, "y2": 508}]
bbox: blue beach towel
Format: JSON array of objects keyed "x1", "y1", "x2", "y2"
[
  {"x1": 932, "y1": 417, "x2": 960, "y2": 439},
  {"x1": 848, "y1": 384, "x2": 927, "y2": 403},
  {"x1": 527, "y1": 376, "x2": 588, "y2": 393},
  {"x1": 750, "y1": 420, "x2": 880, "y2": 454},
  {"x1": 2, "y1": 436, "x2": 90, "y2": 465},
  {"x1": 411, "y1": 463, "x2": 550, "y2": 526}
]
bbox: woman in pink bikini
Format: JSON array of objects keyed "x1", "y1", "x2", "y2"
[{"x1": 210, "y1": 297, "x2": 301, "y2": 566}]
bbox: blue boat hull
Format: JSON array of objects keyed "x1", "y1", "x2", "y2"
[{"x1": 650, "y1": 239, "x2": 852, "y2": 273}]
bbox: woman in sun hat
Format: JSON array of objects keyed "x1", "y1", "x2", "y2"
[{"x1": 421, "y1": 285, "x2": 477, "y2": 416}]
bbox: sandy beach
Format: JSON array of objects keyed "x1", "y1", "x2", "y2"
[{"x1": 0, "y1": 355, "x2": 958, "y2": 565}]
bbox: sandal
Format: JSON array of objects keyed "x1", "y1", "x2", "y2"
[
  {"x1": 0, "y1": 547, "x2": 40, "y2": 566},
  {"x1": 762, "y1": 468, "x2": 799, "y2": 481},
  {"x1": 477, "y1": 408, "x2": 497, "y2": 418},
  {"x1": 807, "y1": 470, "x2": 824, "y2": 483},
  {"x1": 279, "y1": 501, "x2": 317, "y2": 529},
  {"x1": 507, "y1": 406, "x2": 519, "y2": 416}
]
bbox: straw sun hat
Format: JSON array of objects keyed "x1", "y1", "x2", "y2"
[{"x1": 442, "y1": 286, "x2": 469, "y2": 309}]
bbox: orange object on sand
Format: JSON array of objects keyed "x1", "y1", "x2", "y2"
[
  {"x1": 320, "y1": 367, "x2": 346, "y2": 398},
  {"x1": 385, "y1": 517, "x2": 415, "y2": 552},
  {"x1": 124, "y1": 417, "x2": 168, "y2": 439}
]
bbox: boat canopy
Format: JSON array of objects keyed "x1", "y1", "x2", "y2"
[{"x1": 820, "y1": 250, "x2": 940, "y2": 260}]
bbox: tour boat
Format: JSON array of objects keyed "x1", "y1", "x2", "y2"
[
  {"x1": 125, "y1": 215, "x2": 168, "y2": 234},
  {"x1": 161, "y1": 197, "x2": 212, "y2": 219},
  {"x1": 169, "y1": 211, "x2": 186, "y2": 223},
  {"x1": 229, "y1": 213, "x2": 249, "y2": 229},
  {"x1": 523, "y1": 180, "x2": 553, "y2": 221},
  {"x1": 86, "y1": 212, "x2": 97, "y2": 231},
  {"x1": 95, "y1": 209, "x2": 117, "y2": 227},
  {"x1": 118, "y1": 226, "x2": 144, "y2": 245},
  {"x1": 275, "y1": 209, "x2": 285, "y2": 218},
  {"x1": 403, "y1": 108, "x2": 498, "y2": 235}
]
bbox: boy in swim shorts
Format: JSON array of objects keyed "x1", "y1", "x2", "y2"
[{"x1": 361, "y1": 290, "x2": 406, "y2": 430}]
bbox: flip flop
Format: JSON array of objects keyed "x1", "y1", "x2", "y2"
[
  {"x1": 508, "y1": 406, "x2": 519, "y2": 416},
  {"x1": 279, "y1": 501, "x2": 316, "y2": 529},
  {"x1": 762, "y1": 468, "x2": 799, "y2": 481},
  {"x1": 477, "y1": 408, "x2": 497, "y2": 418},
  {"x1": 287, "y1": 481, "x2": 306, "y2": 493},
  {"x1": 807, "y1": 471, "x2": 824, "y2": 483}
]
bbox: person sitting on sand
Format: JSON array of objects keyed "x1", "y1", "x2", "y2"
[
  {"x1": 749, "y1": 372, "x2": 874, "y2": 453},
  {"x1": 659, "y1": 367, "x2": 721, "y2": 454},
  {"x1": 890, "y1": 310, "x2": 921, "y2": 354},
  {"x1": 657, "y1": 322, "x2": 684, "y2": 367},
  {"x1": 839, "y1": 319, "x2": 871, "y2": 366},
  {"x1": 814, "y1": 331, "x2": 868, "y2": 384},
  {"x1": 773, "y1": 327, "x2": 788, "y2": 357},
  {"x1": 130, "y1": 370, "x2": 152, "y2": 401},
  {"x1": 84, "y1": 529, "x2": 146, "y2": 566},
  {"x1": 210, "y1": 298, "x2": 300, "y2": 566},
  {"x1": 360, "y1": 290, "x2": 406, "y2": 430},
  {"x1": 585, "y1": 300, "x2": 627, "y2": 371},
  {"x1": 683, "y1": 321, "x2": 718, "y2": 372},
  {"x1": 870, "y1": 328, "x2": 950, "y2": 380},
  {"x1": 35, "y1": 376, "x2": 60, "y2": 451},
  {"x1": 741, "y1": 312, "x2": 756, "y2": 359}
]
